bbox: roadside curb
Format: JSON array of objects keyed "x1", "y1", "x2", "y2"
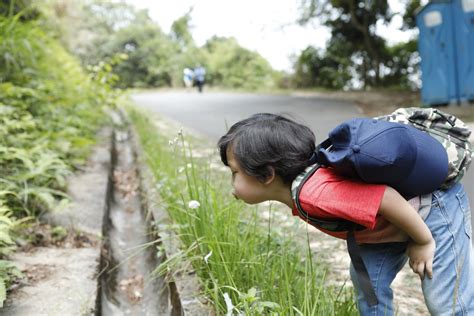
[
  {"x1": 128, "y1": 112, "x2": 214, "y2": 315},
  {"x1": 43, "y1": 127, "x2": 114, "y2": 236}
]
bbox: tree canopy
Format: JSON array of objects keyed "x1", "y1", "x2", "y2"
[
  {"x1": 296, "y1": 0, "x2": 420, "y2": 90},
  {"x1": 43, "y1": 0, "x2": 277, "y2": 90},
  {"x1": 10, "y1": 0, "x2": 423, "y2": 91}
]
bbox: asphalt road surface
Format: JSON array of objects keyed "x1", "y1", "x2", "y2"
[{"x1": 132, "y1": 91, "x2": 474, "y2": 241}]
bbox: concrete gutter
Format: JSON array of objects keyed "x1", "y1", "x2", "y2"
[{"x1": 128, "y1": 115, "x2": 214, "y2": 316}]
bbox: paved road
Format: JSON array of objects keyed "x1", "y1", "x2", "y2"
[
  {"x1": 131, "y1": 91, "x2": 362, "y2": 142},
  {"x1": 132, "y1": 91, "x2": 474, "y2": 238}
]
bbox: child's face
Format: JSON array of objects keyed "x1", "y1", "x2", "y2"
[{"x1": 226, "y1": 147, "x2": 270, "y2": 204}]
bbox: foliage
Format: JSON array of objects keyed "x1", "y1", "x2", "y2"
[
  {"x1": 297, "y1": 0, "x2": 420, "y2": 90},
  {"x1": 42, "y1": 0, "x2": 277, "y2": 90},
  {"x1": 129, "y1": 108, "x2": 357, "y2": 315},
  {"x1": 107, "y1": 18, "x2": 175, "y2": 88},
  {"x1": 0, "y1": 14, "x2": 111, "y2": 216},
  {"x1": 0, "y1": 202, "x2": 22, "y2": 307},
  {"x1": 0, "y1": 202, "x2": 16, "y2": 257},
  {"x1": 87, "y1": 53, "x2": 128, "y2": 104},
  {"x1": 0, "y1": 0, "x2": 39, "y2": 20},
  {"x1": 0, "y1": 4, "x2": 117, "y2": 304},
  {"x1": 51, "y1": 225, "x2": 68, "y2": 242},
  {"x1": 39, "y1": 0, "x2": 423, "y2": 91},
  {"x1": 401, "y1": 0, "x2": 422, "y2": 30},
  {"x1": 292, "y1": 41, "x2": 351, "y2": 89},
  {"x1": 0, "y1": 259, "x2": 22, "y2": 307},
  {"x1": 0, "y1": 15, "x2": 43, "y2": 83},
  {"x1": 41, "y1": 0, "x2": 138, "y2": 64},
  {"x1": 204, "y1": 36, "x2": 276, "y2": 90},
  {"x1": 380, "y1": 40, "x2": 419, "y2": 89},
  {"x1": 47, "y1": 1, "x2": 181, "y2": 88},
  {"x1": 0, "y1": 10, "x2": 119, "y2": 210},
  {"x1": 170, "y1": 9, "x2": 194, "y2": 49}
]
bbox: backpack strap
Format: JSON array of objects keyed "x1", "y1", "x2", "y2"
[
  {"x1": 294, "y1": 164, "x2": 355, "y2": 231},
  {"x1": 347, "y1": 228, "x2": 379, "y2": 306},
  {"x1": 292, "y1": 162, "x2": 379, "y2": 306},
  {"x1": 293, "y1": 163, "x2": 365, "y2": 232}
]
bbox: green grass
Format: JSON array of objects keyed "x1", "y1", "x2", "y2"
[{"x1": 128, "y1": 107, "x2": 357, "y2": 315}]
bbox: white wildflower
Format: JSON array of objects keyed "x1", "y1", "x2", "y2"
[
  {"x1": 204, "y1": 250, "x2": 213, "y2": 264},
  {"x1": 223, "y1": 292, "x2": 235, "y2": 316},
  {"x1": 178, "y1": 128, "x2": 183, "y2": 136},
  {"x1": 188, "y1": 200, "x2": 200, "y2": 209},
  {"x1": 187, "y1": 163, "x2": 192, "y2": 168},
  {"x1": 168, "y1": 140, "x2": 174, "y2": 146},
  {"x1": 177, "y1": 167, "x2": 185, "y2": 173}
]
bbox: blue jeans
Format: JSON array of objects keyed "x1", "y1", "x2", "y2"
[{"x1": 350, "y1": 183, "x2": 474, "y2": 315}]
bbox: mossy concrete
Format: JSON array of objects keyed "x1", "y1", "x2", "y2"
[{"x1": 2, "y1": 128, "x2": 113, "y2": 316}]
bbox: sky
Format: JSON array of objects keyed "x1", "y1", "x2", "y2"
[{"x1": 127, "y1": 0, "x2": 425, "y2": 72}]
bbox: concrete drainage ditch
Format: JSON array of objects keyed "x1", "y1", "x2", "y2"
[
  {"x1": 97, "y1": 118, "x2": 170, "y2": 315},
  {"x1": 96, "y1": 111, "x2": 212, "y2": 315},
  {"x1": 2, "y1": 111, "x2": 211, "y2": 315}
]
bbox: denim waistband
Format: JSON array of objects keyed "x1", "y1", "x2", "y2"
[{"x1": 432, "y1": 182, "x2": 464, "y2": 202}]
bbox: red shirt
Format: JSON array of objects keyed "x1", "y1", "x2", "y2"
[{"x1": 292, "y1": 167, "x2": 410, "y2": 243}]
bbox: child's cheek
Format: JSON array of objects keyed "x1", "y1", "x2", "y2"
[
  {"x1": 231, "y1": 179, "x2": 239, "y2": 198},
  {"x1": 232, "y1": 180, "x2": 246, "y2": 201},
  {"x1": 233, "y1": 184, "x2": 241, "y2": 198}
]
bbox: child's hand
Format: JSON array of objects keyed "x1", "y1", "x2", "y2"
[{"x1": 406, "y1": 238, "x2": 436, "y2": 280}]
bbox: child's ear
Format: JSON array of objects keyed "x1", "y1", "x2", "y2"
[{"x1": 263, "y1": 166, "x2": 276, "y2": 185}]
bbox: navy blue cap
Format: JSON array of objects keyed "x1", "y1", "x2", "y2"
[{"x1": 318, "y1": 118, "x2": 449, "y2": 199}]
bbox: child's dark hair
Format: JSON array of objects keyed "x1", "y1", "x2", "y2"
[{"x1": 217, "y1": 113, "x2": 316, "y2": 184}]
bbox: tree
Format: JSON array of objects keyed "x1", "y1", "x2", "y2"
[
  {"x1": 380, "y1": 40, "x2": 418, "y2": 89},
  {"x1": 99, "y1": 10, "x2": 176, "y2": 87},
  {"x1": 300, "y1": 0, "x2": 391, "y2": 88},
  {"x1": 42, "y1": 0, "x2": 178, "y2": 87},
  {"x1": 40, "y1": 0, "x2": 141, "y2": 66},
  {"x1": 170, "y1": 9, "x2": 194, "y2": 50},
  {"x1": 298, "y1": 0, "x2": 419, "y2": 89},
  {"x1": 0, "y1": 0, "x2": 39, "y2": 20},
  {"x1": 292, "y1": 38, "x2": 351, "y2": 89},
  {"x1": 401, "y1": 0, "x2": 421, "y2": 30},
  {"x1": 203, "y1": 36, "x2": 275, "y2": 89},
  {"x1": 40, "y1": 0, "x2": 277, "y2": 89}
]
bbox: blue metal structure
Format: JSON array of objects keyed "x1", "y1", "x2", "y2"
[
  {"x1": 417, "y1": 1, "x2": 458, "y2": 105},
  {"x1": 453, "y1": 0, "x2": 474, "y2": 102},
  {"x1": 416, "y1": 0, "x2": 474, "y2": 106}
]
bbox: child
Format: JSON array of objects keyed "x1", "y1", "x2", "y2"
[{"x1": 217, "y1": 113, "x2": 473, "y2": 315}]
